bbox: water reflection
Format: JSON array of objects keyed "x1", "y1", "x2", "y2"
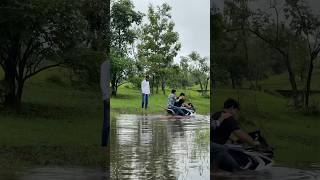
[{"x1": 110, "y1": 114, "x2": 210, "y2": 180}]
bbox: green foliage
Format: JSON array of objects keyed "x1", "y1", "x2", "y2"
[
  {"x1": 110, "y1": 0, "x2": 143, "y2": 95},
  {"x1": 110, "y1": 49, "x2": 135, "y2": 94},
  {"x1": 181, "y1": 52, "x2": 209, "y2": 95},
  {"x1": 81, "y1": 0, "x2": 109, "y2": 51},
  {"x1": 62, "y1": 48, "x2": 105, "y2": 90},
  {"x1": 110, "y1": 0, "x2": 143, "y2": 54},
  {"x1": 0, "y1": 0, "x2": 99, "y2": 107},
  {"x1": 138, "y1": 3, "x2": 181, "y2": 94}
]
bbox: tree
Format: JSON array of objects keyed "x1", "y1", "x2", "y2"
[
  {"x1": 0, "y1": 0, "x2": 87, "y2": 108},
  {"x1": 211, "y1": 10, "x2": 250, "y2": 89},
  {"x1": 110, "y1": 49, "x2": 133, "y2": 94},
  {"x1": 110, "y1": 0, "x2": 143, "y2": 95},
  {"x1": 248, "y1": 2, "x2": 302, "y2": 107},
  {"x1": 138, "y1": 3, "x2": 181, "y2": 95},
  {"x1": 285, "y1": 0, "x2": 320, "y2": 107},
  {"x1": 65, "y1": 0, "x2": 109, "y2": 89},
  {"x1": 182, "y1": 52, "x2": 209, "y2": 96}
]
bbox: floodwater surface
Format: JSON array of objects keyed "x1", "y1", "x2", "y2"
[
  {"x1": 110, "y1": 114, "x2": 210, "y2": 180},
  {"x1": 212, "y1": 166, "x2": 320, "y2": 180}
]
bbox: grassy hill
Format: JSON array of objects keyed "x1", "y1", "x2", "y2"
[{"x1": 260, "y1": 69, "x2": 320, "y2": 90}]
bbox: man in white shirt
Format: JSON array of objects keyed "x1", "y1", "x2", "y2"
[
  {"x1": 141, "y1": 75, "x2": 150, "y2": 109},
  {"x1": 100, "y1": 60, "x2": 109, "y2": 147}
]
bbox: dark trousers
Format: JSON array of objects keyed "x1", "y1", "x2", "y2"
[
  {"x1": 171, "y1": 106, "x2": 186, "y2": 116},
  {"x1": 102, "y1": 99, "x2": 109, "y2": 147},
  {"x1": 211, "y1": 142, "x2": 240, "y2": 172},
  {"x1": 141, "y1": 93, "x2": 149, "y2": 109}
]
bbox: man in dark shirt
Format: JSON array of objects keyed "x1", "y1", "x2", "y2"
[
  {"x1": 211, "y1": 110, "x2": 240, "y2": 144},
  {"x1": 174, "y1": 93, "x2": 185, "y2": 107},
  {"x1": 211, "y1": 98, "x2": 260, "y2": 172}
]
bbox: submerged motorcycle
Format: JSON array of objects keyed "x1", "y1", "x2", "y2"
[
  {"x1": 225, "y1": 131, "x2": 274, "y2": 171},
  {"x1": 166, "y1": 106, "x2": 196, "y2": 116}
]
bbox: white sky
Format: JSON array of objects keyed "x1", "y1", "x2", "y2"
[
  {"x1": 212, "y1": 0, "x2": 320, "y2": 14},
  {"x1": 131, "y1": 0, "x2": 210, "y2": 63}
]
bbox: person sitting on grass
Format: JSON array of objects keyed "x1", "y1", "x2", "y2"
[
  {"x1": 211, "y1": 98, "x2": 260, "y2": 172},
  {"x1": 167, "y1": 89, "x2": 185, "y2": 116}
]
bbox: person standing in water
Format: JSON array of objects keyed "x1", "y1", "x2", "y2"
[
  {"x1": 141, "y1": 75, "x2": 150, "y2": 110},
  {"x1": 100, "y1": 60, "x2": 109, "y2": 147}
]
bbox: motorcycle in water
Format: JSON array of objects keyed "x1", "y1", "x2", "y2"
[
  {"x1": 165, "y1": 106, "x2": 196, "y2": 116},
  {"x1": 226, "y1": 130, "x2": 274, "y2": 171}
]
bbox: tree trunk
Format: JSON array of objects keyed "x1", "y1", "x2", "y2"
[
  {"x1": 284, "y1": 55, "x2": 299, "y2": 107},
  {"x1": 199, "y1": 79, "x2": 204, "y2": 96},
  {"x1": 205, "y1": 77, "x2": 209, "y2": 92},
  {"x1": 156, "y1": 81, "x2": 159, "y2": 94},
  {"x1": 231, "y1": 75, "x2": 236, "y2": 89},
  {"x1": 111, "y1": 74, "x2": 117, "y2": 96},
  {"x1": 151, "y1": 75, "x2": 154, "y2": 94},
  {"x1": 3, "y1": 59, "x2": 20, "y2": 108},
  {"x1": 161, "y1": 77, "x2": 166, "y2": 95},
  {"x1": 305, "y1": 59, "x2": 314, "y2": 107}
]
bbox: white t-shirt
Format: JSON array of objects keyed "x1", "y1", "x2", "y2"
[
  {"x1": 141, "y1": 79, "x2": 150, "y2": 95},
  {"x1": 100, "y1": 60, "x2": 109, "y2": 100}
]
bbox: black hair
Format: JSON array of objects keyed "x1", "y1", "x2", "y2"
[
  {"x1": 223, "y1": 98, "x2": 240, "y2": 110},
  {"x1": 180, "y1": 93, "x2": 185, "y2": 96},
  {"x1": 188, "y1": 103, "x2": 195, "y2": 111},
  {"x1": 171, "y1": 89, "x2": 176, "y2": 93},
  {"x1": 145, "y1": 75, "x2": 149, "y2": 79}
]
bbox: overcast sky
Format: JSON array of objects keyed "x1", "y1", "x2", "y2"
[
  {"x1": 212, "y1": 0, "x2": 320, "y2": 14},
  {"x1": 131, "y1": 0, "x2": 210, "y2": 63}
]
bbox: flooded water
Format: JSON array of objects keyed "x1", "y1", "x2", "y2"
[
  {"x1": 110, "y1": 114, "x2": 210, "y2": 180},
  {"x1": 212, "y1": 166, "x2": 320, "y2": 180},
  {"x1": 2, "y1": 114, "x2": 318, "y2": 180}
]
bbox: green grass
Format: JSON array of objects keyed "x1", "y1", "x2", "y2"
[
  {"x1": 212, "y1": 89, "x2": 320, "y2": 168},
  {"x1": 0, "y1": 68, "x2": 106, "y2": 172},
  {"x1": 260, "y1": 69, "x2": 320, "y2": 90},
  {"x1": 111, "y1": 85, "x2": 210, "y2": 115}
]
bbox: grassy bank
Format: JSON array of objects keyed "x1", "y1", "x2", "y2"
[
  {"x1": 111, "y1": 85, "x2": 210, "y2": 115},
  {"x1": 0, "y1": 68, "x2": 106, "y2": 173},
  {"x1": 212, "y1": 89, "x2": 320, "y2": 168}
]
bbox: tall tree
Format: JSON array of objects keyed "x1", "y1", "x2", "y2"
[
  {"x1": 110, "y1": 0, "x2": 143, "y2": 95},
  {"x1": 138, "y1": 3, "x2": 181, "y2": 95},
  {"x1": 181, "y1": 52, "x2": 209, "y2": 96},
  {"x1": 248, "y1": 1, "x2": 301, "y2": 107},
  {"x1": 0, "y1": 0, "x2": 87, "y2": 108},
  {"x1": 285, "y1": 0, "x2": 320, "y2": 107}
]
